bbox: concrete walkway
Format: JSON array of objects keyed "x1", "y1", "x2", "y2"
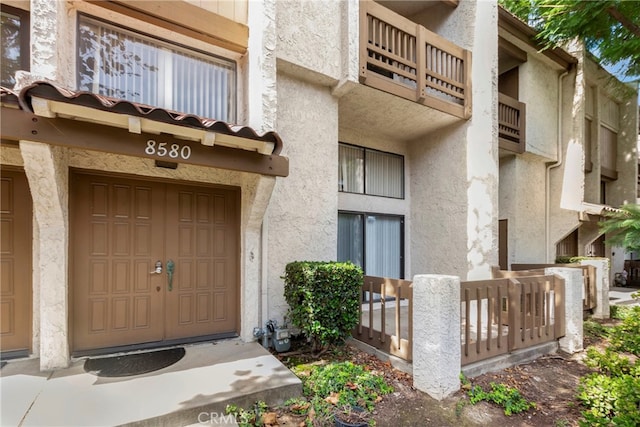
[
  {"x1": 0, "y1": 340, "x2": 301, "y2": 427},
  {"x1": 609, "y1": 286, "x2": 640, "y2": 307}
]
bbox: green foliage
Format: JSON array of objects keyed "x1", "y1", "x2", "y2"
[
  {"x1": 500, "y1": 0, "x2": 640, "y2": 80},
  {"x1": 598, "y1": 204, "x2": 640, "y2": 254},
  {"x1": 468, "y1": 382, "x2": 536, "y2": 416},
  {"x1": 610, "y1": 304, "x2": 634, "y2": 320},
  {"x1": 302, "y1": 361, "x2": 393, "y2": 410},
  {"x1": 225, "y1": 401, "x2": 268, "y2": 427},
  {"x1": 283, "y1": 261, "x2": 363, "y2": 350},
  {"x1": 555, "y1": 256, "x2": 590, "y2": 264},
  {"x1": 608, "y1": 306, "x2": 640, "y2": 356},
  {"x1": 578, "y1": 374, "x2": 640, "y2": 426},
  {"x1": 583, "y1": 320, "x2": 610, "y2": 340},
  {"x1": 578, "y1": 309, "x2": 640, "y2": 426},
  {"x1": 290, "y1": 360, "x2": 392, "y2": 426}
]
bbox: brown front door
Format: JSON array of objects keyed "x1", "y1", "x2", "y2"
[
  {"x1": 0, "y1": 169, "x2": 32, "y2": 354},
  {"x1": 71, "y1": 172, "x2": 238, "y2": 352}
]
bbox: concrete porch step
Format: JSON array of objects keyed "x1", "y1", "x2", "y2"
[{"x1": 0, "y1": 340, "x2": 302, "y2": 427}]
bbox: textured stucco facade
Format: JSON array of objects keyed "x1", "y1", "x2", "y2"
[{"x1": 3, "y1": 0, "x2": 637, "y2": 370}]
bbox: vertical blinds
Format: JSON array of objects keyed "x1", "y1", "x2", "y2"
[
  {"x1": 77, "y1": 16, "x2": 236, "y2": 122},
  {"x1": 338, "y1": 144, "x2": 404, "y2": 198}
]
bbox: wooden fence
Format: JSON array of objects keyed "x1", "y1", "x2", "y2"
[
  {"x1": 352, "y1": 272, "x2": 566, "y2": 366},
  {"x1": 461, "y1": 275, "x2": 565, "y2": 365},
  {"x1": 352, "y1": 275, "x2": 413, "y2": 361},
  {"x1": 508, "y1": 264, "x2": 597, "y2": 311}
]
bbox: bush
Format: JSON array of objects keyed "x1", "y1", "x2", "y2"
[
  {"x1": 609, "y1": 306, "x2": 640, "y2": 356},
  {"x1": 283, "y1": 261, "x2": 363, "y2": 352},
  {"x1": 578, "y1": 310, "x2": 640, "y2": 426}
]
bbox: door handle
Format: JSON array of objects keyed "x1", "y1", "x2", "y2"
[
  {"x1": 166, "y1": 259, "x2": 175, "y2": 291},
  {"x1": 150, "y1": 260, "x2": 162, "y2": 274}
]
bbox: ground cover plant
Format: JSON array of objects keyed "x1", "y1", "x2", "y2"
[{"x1": 577, "y1": 306, "x2": 640, "y2": 426}]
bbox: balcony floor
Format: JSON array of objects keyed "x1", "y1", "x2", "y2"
[{"x1": 339, "y1": 82, "x2": 462, "y2": 142}]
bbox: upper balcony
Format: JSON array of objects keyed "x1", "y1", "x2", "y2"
[
  {"x1": 358, "y1": 0, "x2": 472, "y2": 120},
  {"x1": 498, "y1": 93, "x2": 526, "y2": 154}
]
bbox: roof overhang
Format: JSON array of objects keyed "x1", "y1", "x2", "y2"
[
  {"x1": 498, "y1": 6, "x2": 577, "y2": 71},
  {"x1": 1, "y1": 82, "x2": 288, "y2": 177},
  {"x1": 579, "y1": 202, "x2": 625, "y2": 222}
]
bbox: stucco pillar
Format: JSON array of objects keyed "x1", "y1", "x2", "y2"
[
  {"x1": 30, "y1": 0, "x2": 73, "y2": 87},
  {"x1": 412, "y1": 274, "x2": 461, "y2": 400},
  {"x1": 20, "y1": 141, "x2": 69, "y2": 370},
  {"x1": 581, "y1": 258, "x2": 610, "y2": 319},
  {"x1": 240, "y1": 175, "x2": 276, "y2": 341},
  {"x1": 545, "y1": 267, "x2": 583, "y2": 354}
]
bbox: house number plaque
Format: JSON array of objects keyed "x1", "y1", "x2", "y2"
[{"x1": 145, "y1": 139, "x2": 192, "y2": 160}]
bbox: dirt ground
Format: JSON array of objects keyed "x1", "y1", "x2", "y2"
[{"x1": 270, "y1": 328, "x2": 610, "y2": 427}]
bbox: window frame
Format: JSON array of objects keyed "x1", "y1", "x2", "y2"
[
  {"x1": 338, "y1": 142, "x2": 405, "y2": 199},
  {"x1": 337, "y1": 210, "x2": 405, "y2": 279},
  {"x1": 76, "y1": 12, "x2": 237, "y2": 121},
  {"x1": 1, "y1": 4, "x2": 30, "y2": 87}
]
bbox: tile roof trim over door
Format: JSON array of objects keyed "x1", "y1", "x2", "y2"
[{"x1": 1, "y1": 82, "x2": 288, "y2": 177}]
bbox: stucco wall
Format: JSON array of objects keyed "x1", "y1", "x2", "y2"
[
  {"x1": 499, "y1": 155, "x2": 547, "y2": 265},
  {"x1": 520, "y1": 56, "x2": 560, "y2": 160},
  {"x1": 275, "y1": 0, "x2": 343, "y2": 81},
  {"x1": 409, "y1": 124, "x2": 469, "y2": 277},
  {"x1": 267, "y1": 72, "x2": 339, "y2": 323}
]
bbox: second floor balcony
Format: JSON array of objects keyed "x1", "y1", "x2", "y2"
[
  {"x1": 498, "y1": 93, "x2": 526, "y2": 154},
  {"x1": 359, "y1": 1, "x2": 472, "y2": 120}
]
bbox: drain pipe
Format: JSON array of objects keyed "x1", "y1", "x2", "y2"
[
  {"x1": 545, "y1": 70, "x2": 569, "y2": 262},
  {"x1": 260, "y1": 216, "x2": 269, "y2": 330}
]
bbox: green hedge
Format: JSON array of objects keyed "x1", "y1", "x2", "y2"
[{"x1": 283, "y1": 261, "x2": 363, "y2": 352}]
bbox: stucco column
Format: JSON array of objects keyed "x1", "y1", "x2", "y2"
[
  {"x1": 30, "y1": 0, "x2": 73, "y2": 87},
  {"x1": 412, "y1": 274, "x2": 461, "y2": 400},
  {"x1": 20, "y1": 141, "x2": 69, "y2": 370},
  {"x1": 240, "y1": 175, "x2": 276, "y2": 341},
  {"x1": 545, "y1": 267, "x2": 583, "y2": 354},
  {"x1": 581, "y1": 258, "x2": 610, "y2": 319}
]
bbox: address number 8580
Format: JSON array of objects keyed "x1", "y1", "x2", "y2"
[{"x1": 145, "y1": 139, "x2": 192, "y2": 160}]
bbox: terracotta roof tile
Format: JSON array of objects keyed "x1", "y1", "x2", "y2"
[{"x1": 11, "y1": 81, "x2": 283, "y2": 154}]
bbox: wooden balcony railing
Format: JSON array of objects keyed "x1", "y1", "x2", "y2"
[
  {"x1": 498, "y1": 93, "x2": 526, "y2": 154},
  {"x1": 359, "y1": 1, "x2": 472, "y2": 119}
]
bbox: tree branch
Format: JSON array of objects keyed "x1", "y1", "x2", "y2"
[{"x1": 606, "y1": 5, "x2": 640, "y2": 39}]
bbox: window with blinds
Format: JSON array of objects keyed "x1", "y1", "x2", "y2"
[
  {"x1": 77, "y1": 15, "x2": 236, "y2": 122},
  {"x1": 338, "y1": 143, "x2": 404, "y2": 198},
  {"x1": 337, "y1": 212, "x2": 403, "y2": 279}
]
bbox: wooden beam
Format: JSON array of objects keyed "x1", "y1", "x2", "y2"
[
  {"x1": 1, "y1": 107, "x2": 288, "y2": 177},
  {"x1": 87, "y1": 0, "x2": 248, "y2": 53}
]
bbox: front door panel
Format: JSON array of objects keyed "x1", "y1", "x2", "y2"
[
  {"x1": 72, "y1": 176, "x2": 165, "y2": 350},
  {"x1": 164, "y1": 185, "x2": 238, "y2": 340},
  {"x1": 0, "y1": 170, "x2": 32, "y2": 353},
  {"x1": 72, "y1": 173, "x2": 238, "y2": 352}
]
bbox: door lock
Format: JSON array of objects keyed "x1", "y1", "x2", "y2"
[{"x1": 150, "y1": 260, "x2": 162, "y2": 274}]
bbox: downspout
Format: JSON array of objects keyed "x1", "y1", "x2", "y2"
[
  {"x1": 545, "y1": 70, "x2": 569, "y2": 262},
  {"x1": 260, "y1": 216, "x2": 269, "y2": 328}
]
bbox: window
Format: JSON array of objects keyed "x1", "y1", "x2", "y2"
[
  {"x1": 338, "y1": 212, "x2": 404, "y2": 279},
  {"x1": 1, "y1": 5, "x2": 30, "y2": 87},
  {"x1": 338, "y1": 143, "x2": 404, "y2": 198},
  {"x1": 77, "y1": 15, "x2": 236, "y2": 122}
]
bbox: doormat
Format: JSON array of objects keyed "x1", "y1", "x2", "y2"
[{"x1": 84, "y1": 347, "x2": 186, "y2": 377}]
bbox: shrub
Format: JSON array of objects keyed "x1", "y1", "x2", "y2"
[
  {"x1": 283, "y1": 261, "x2": 363, "y2": 353},
  {"x1": 609, "y1": 306, "x2": 640, "y2": 356},
  {"x1": 578, "y1": 311, "x2": 640, "y2": 426}
]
